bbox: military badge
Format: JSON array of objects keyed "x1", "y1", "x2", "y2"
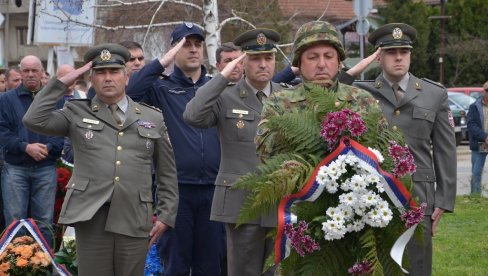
[
  {"x1": 85, "y1": 130, "x2": 93, "y2": 140},
  {"x1": 236, "y1": 120, "x2": 245, "y2": 129},
  {"x1": 146, "y1": 139, "x2": 152, "y2": 149},
  {"x1": 138, "y1": 120, "x2": 156, "y2": 129},
  {"x1": 392, "y1": 27, "x2": 403, "y2": 40},
  {"x1": 82, "y1": 118, "x2": 99, "y2": 125},
  {"x1": 100, "y1": 49, "x2": 111, "y2": 61},
  {"x1": 185, "y1": 22, "x2": 194, "y2": 28},
  {"x1": 447, "y1": 111, "x2": 455, "y2": 128},
  {"x1": 256, "y1": 33, "x2": 267, "y2": 45}
]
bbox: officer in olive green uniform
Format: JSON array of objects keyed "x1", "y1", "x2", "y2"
[
  {"x1": 183, "y1": 29, "x2": 281, "y2": 276},
  {"x1": 23, "y1": 44, "x2": 178, "y2": 276},
  {"x1": 354, "y1": 23, "x2": 456, "y2": 276},
  {"x1": 256, "y1": 21, "x2": 386, "y2": 158}
]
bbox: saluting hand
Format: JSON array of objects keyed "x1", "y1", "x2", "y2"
[
  {"x1": 59, "y1": 61, "x2": 93, "y2": 87},
  {"x1": 220, "y1": 52, "x2": 246, "y2": 80},
  {"x1": 148, "y1": 220, "x2": 169, "y2": 248},
  {"x1": 159, "y1": 37, "x2": 187, "y2": 68}
]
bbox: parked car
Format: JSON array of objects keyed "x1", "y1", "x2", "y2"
[
  {"x1": 447, "y1": 87, "x2": 483, "y2": 99},
  {"x1": 448, "y1": 92, "x2": 476, "y2": 111},
  {"x1": 447, "y1": 93, "x2": 469, "y2": 146}
]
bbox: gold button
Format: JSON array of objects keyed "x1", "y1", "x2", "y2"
[
  {"x1": 392, "y1": 126, "x2": 398, "y2": 131},
  {"x1": 117, "y1": 146, "x2": 122, "y2": 151},
  {"x1": 116, "y1": 161, "x2": 121, "y2": 165},
  {"x1": 395, "y1": 110, "x2": 400, "y2": 116},
  {"x1": 239, "y1": 114, "x2": 243, "y2": 118},
  {"x1": 423, "y1": 113, "x2": 427, "y2": 118},
  {"x1": 88, "y1": 125, "x2": 92, "y2": 128},
  {"x1": 426, "y1": 176, "x2": 430, "y2": 180},
  {"x1": 147, "y1": 133, "x2": 151, "y2": 137},
  {"x1": 223, "y1": 180, "x2": 227, "y2": 184},
  {"x1": 114, "y1": 176, "x2": 120, "y2": 182},
  {"x1": 118, "y1": 132, "x2": 124, "y2": 136},
  {"x1": 71, "y1": 183, "x2": 75, "y2": 187}
]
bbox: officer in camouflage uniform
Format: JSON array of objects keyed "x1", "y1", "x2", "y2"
[{"x1": 257, "y1": 21, "x2": 386, "y2": 158}]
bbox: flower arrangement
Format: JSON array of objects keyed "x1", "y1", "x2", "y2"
[
  {"x1": 53, "y1": 159, "x2": 73, "y2": 251},
  {"x1": 0, "y1": 236, "x2": 52, "y2": 276},
  {"x1": 235, "y1": 86, "x2": 424, "y2": 275}
]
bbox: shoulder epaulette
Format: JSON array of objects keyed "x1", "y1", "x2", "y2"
[
  {"x1": 68, "y1": 98, "x2": 90, "y2": 101},
  {"x1": 354, "y1": 80, "x2": 375, "y2": 83},
  {"x1": 138, "y1": 102, "x2": 162, "y2": 112},
  {"x1": 227, "y1": 82, "x2": 237, "y2": 86},
  {"x1": 421, "y1": 78, "x2": 445, "y2": 89}
]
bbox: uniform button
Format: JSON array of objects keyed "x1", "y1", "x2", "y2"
[
  {"x1": 392, "y1": 126, "x2": 398, "y2": 131},
  {"x1": 71, "y1": 183, "x2": 75, "y2": 187},
  {"x1": 223, "y1": 180, "x2": 227, "y2": 184},
  {"x1": 119, "y1": 132, "x2": 124, "y2": 136},
  {"x1": 88, "y1": 125, "x2": 92, "y2": 128},
  {"x1": 117, "y1": 146, "x2": 122, "y2": 151},
  {"x1": 147, "y1": 133, "x2": 151, "y2": 137},
  {"x1": 116, "y1": 161, "x2": 121, "y2": 165},
  {"x1": 426, "y1": 176, "x2": 430, "y2": 180},
  {"x1": 114, "y1": 176, "x2": 120, "y2": 182},
  {"x1": 395, "y1": 110, "x2": 400, "y2": 116},
  {"x1": 239, "y1": 114, "x2": 243, "y2": 118},
  {"x1": 423, "y1": 113, "x2": 427, "y2": 118}
]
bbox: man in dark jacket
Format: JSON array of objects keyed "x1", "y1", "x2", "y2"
[
  {"x1": 467, "y1": 81, "x2": 488, "y2": 195},
  {"x1": 126, "y1": 23, "x2": 224, "y2": 276},
  {"x1": 0, "y1": 55, "x2": 64, "y2": 246}
]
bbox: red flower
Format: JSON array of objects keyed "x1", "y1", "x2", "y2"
[{"x1": 56, "y1": 167, "x2": 71, "y2": 186}]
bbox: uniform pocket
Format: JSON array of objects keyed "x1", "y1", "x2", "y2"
[
  {"x1": 410, "y1": 107, "x2": 436, "y2": 139},
  {"x1": 225, "y1": 109, "x2": 257, "y2": 142},
  {"x1": 139, "y1": 191, "x2": 153, "y2": 231},
  {"x1": 75, "y1": 121, "x2": 105, "y2": 149}
]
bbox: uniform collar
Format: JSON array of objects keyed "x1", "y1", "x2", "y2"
[
  {"x1": 382, "y1": 73, "x2": 410, "y2": 91},
  {"x1": 244, "y1": 77, "x2": 271, "y2": 97},
  {"x1": 172, "y1": 64, "x2": 208, "y2": 85}
]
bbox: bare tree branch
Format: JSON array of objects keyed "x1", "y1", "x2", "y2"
[
  {"x1": 143, "y1": 0, "x2": 167, "y2": 47},
  {"x1": 317, "y1": 0, "x2": 331, "y2": 21},
  {"x1": 96, "y1": 0, "x2": 202, "y2": 11}
]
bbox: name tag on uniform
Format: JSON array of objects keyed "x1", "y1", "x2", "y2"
[
  {"x1": 232, "y1": 109, "x2": 249, "y2": 115},
  {"x1": 82, "y1": 118, "x2": 100, "y2": 125}
]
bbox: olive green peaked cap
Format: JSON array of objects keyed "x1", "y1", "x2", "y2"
[
  {"x1": 234, "y1": 28, "x2": 280, "y2": 54},
  {"x1": 368, "y1": 23, "x2": 417, "y2": 49},
  {"x1": 84, "y1": 43, "x2": 131, "y2": 69},
  {"x1": 292, "y1": 21, "x2": 346, "y2": 66}
]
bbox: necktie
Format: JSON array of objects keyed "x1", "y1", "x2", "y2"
[
  {"x1": 392, "y1": 83, "x2": 404, "y2": 102},
  {"x1": 109, "y1": 104, "x2": 123, "y2": 126},
  {"x1": 256, "y1": 91, "x2": 266, "y2": 104}
]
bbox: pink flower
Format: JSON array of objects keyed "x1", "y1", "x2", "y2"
[
  {"x1": 320, "y1": 109, "x2": 366, "y2": 149},
  {"x1": 348, "y1": 117, "x2": 367, "y2": 137},
  {"x1": 348, "y1": 259, "x2": 372, "y2": 275},
  {"x1": 401, "y1": 203, "x2": 427, "y2": 228},
  {"x1": 388, "y1": 141, "x2": 417, "y2": 177},
  {"x1": 284, "y1": 221, "x2": 320, "y2": 257}
]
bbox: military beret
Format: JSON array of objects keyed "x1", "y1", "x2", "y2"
[
  {"x1": 368, "y1": 23, "x2": 417, "y2": 49},
  {"x1": 234, "y1": 28, "x2": 280, "y2": 54},
  {"x1": 170, "y1": 22, "x2": 205, "y2": 45},
  {"x1": 84, "y1": 43, "x2": 130, "y2": 69}
]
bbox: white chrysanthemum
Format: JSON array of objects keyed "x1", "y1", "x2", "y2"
[
  {"x1": 339, "y1": 192, "x2": 357, "y2": 207},
  {"x1": 354, "y1": 204, "x2": 366, "y2": 216},
  {"x1": 360, "y1": 191, "x2": 380, "y2": 207},
  {"x1": 316, "y1": 168, "x2": 329, "y2": 185},
  {"x1": 349, "y1": 174, "x2": 367, "y2": 192},
  {"x1": 338, "y1": 204, "x2": 355, "y2": 219},
  {"x1": 365, "y1": 208, "x2": 383, "y2": 227},
  {"x1": 322, "y1": 220, "x2": 347, "y2": 240},
  {"x1": 325, "y1": 181, "x2": 339, "y2": 194},
  {"x1": 376, "y1": 199, "x2": 390, "y2": 211},
  {"x1": 379, "y1": 208, "x2": 393, "y2": 227},
  {"x1": 350, "y1": 219, "x2": 365, "y2": 232},
  {"x1": 375, "y1": 181, "x2": 385, "y2": 193},
  {"x1": 326, "y1": 207, "x2": 341, "y2": 218},
  {"x1": 368, "y1": 147, "x2": 384, "y2": 163},
  {"x1": 366, "y1": 173, "x2": 380, "y2": 185}
]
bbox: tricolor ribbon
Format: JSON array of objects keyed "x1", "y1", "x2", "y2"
[
  {"x1": 0, "y1": 218, "x2": 70, "y2": 276},
  {"x1": 275, "y1": 138, "x2": 417, "y2": 273}
]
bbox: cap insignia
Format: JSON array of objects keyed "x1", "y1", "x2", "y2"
[
  {"x1": 256, "y1": 33, "x2": 267, "y2": 45},
  {"x1": 185, "y1": 22, "x2": 194, "y2": 28},
  {"x1": 100, "y1": 49, "x2": 111, "y2": 61},
  {"x1": 392, "y1": 27, "x2": 403, "y2": 40}
]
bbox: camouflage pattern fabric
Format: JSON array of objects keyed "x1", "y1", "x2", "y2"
[
  {"x1": 256, "y1": 80, "x2": 388, "y2": 159},
  {"x1": 292, "y1": 21, "x2": 346, "y2": 66}
]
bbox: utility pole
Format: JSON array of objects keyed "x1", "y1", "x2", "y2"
[{"x1": 428, "y1": 0, "x2": 451, "y2": 85}]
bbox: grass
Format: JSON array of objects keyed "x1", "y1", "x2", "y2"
[{"x1": 433, "y1": 195, "x2": 488, "y2": 276}]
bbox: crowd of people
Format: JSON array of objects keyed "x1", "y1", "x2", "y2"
[{"x1": 0, "y1": 20, "x2": 458, "y2": 276}]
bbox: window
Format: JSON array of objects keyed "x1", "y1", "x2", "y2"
[{"x1": 16, "y1": 26, "x2": 28, "y2": 45}]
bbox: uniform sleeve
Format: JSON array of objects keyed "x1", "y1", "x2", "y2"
[
  {"x1": 154, "y1": 117, "x2": 179, "y2": 227},
  {"x1": 183, "y1": 73, "x2": 228, "y2": 128},
  {"x1": 431, "y1": 90, "x2": 457, "y2": 212},
  {"x1": 22, "y1": 79, "x2": 71, "y2": 137}
]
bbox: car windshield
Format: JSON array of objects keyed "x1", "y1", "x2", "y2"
[{"x1": 448, "y1": 93, "x2": 476, "y2": 110}]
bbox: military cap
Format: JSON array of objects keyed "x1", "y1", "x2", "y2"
[
  {"x1": 368, "y1": 23, "x2": 417, "y2": 49},
  {"x1": 170, "y1": 22, "x2": 205, "y2": 45},
  {"x1": 233, "y1": 29, "x2": 280, "y2": 54},
  {"x1": 292, "y1": 21, "x2": 346, "y2": 66},
  {"x1": 84, "y1": 43, "x2": 130, "y2": 69}
]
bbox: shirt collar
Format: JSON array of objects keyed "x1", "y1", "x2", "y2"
[
  {"x1": 244, "y1": 77, "x2": 271, "y2": 97},
  {"x1": 382, "y1": 73, "x2": 410, "y2": 91},
  {"x1": 107, "y1": 96, "x2": 129, "y2": 114}
]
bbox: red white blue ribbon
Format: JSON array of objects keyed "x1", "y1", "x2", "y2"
[
  {"x1": 0, "y1": 218, "x2": 70, "y2": 276},
  {"x1": 275, "y1": 138, "x2": 416, "y2": 269}
]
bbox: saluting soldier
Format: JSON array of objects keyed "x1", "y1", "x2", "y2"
[
  {"x1": 23, "y1": 44, "x2": 178, "y2": 276},
  {"x1": 355, "y1": 23, "x2": 457, "y2": 276},
  {"x1": 183, "y1": 28, "x2": 282, "y2": 276}
]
